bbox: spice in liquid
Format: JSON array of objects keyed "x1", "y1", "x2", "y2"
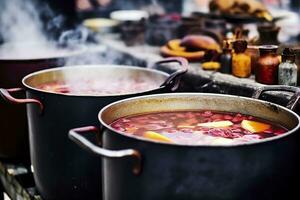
[{"x1": 232, "y1": 40, "x2": 251, "y2": 78}]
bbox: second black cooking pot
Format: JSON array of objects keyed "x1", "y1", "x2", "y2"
[{"x1": 0, "y1": 57, "x2": 188, "y2": 200}]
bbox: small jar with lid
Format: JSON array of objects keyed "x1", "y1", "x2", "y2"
[
  {"x1": 278, "y1": 48, "x2": 298, "y2": 86},
  {"x1": 256, "y1": 45, "x2": 280, "y2": 85},
  {"x1": 232, "y1": 40, "x2": 251, "y2": 78}
]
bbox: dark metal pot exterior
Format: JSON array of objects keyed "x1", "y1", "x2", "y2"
[
  {"x1": 101, "y1": 127, "x2": 299, "y2": 200},
  {"x1": 0, "y1": 58, "x2": 64, "y2": 161},
  {"x1": 28, "y1": 91, "x2": 111, "y2": 199},
  {"x1": 69, "y1": 91, "x2": 300, "y2": 200},
  {"x1": 26, "y1": 88, "x2": 173, "y2": 200},
  {"x1": 0, "y1": 58, "x2": 64, "y2": 88}
]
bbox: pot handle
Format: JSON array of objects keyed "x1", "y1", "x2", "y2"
[
  {"x1": 157, "y1": 57, "x2": 188, "y2": 91},
  {"x1": 252, "y1": 85, "x2": 300, "y2": 110},
  {"x1": 0, "y1": 88, "x2": 43, "y2": 112},
  {"x1": 69, "y1": 126, "x2": 142, "y2": 175}
]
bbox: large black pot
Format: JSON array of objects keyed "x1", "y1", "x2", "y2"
[
  {"x1": 70, "y1": 87, "x2": 300, "y2": 200},
  {"x1": 0, "y1": 57, "x2": 188, "y2": 200},
  {"x1": 0, "y1": 45, "x2": 85, "y2": 162}
]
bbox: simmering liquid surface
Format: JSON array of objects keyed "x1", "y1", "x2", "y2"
[
  {"x1": 110, "y1": 110, "x2": 288, "y2": 145},
  {"x1": 36, "y1": 78, "x2": 159, "y2": 95}
]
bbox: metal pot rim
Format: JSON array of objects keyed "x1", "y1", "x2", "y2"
[
  {"x1": 98, "y1": 92, "x2": 300, "y2": 148},
  {"x1": 21, "y1": 64, "x2": 170, "y2": 97},
  {"x1": 0, "y1": 46, "x2": 87, "y2": 61}
]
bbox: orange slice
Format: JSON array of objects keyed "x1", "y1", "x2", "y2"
[
  {"x1": 144, "y1": 131, "x2": 173, "y2": 143},
  {"x1": 125, "y1": 127, "x2": 138, "y2": 133},
  {"x1": 241, "y1": 120, "x2": 271, "y2": 133},
  {"x1": 185, "y1": 118, "x2": 199, "y2": 124},
  {"x1": 197, "y1": 121, "x2": 233, "y2": 128}
]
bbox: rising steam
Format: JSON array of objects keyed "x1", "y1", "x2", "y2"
[
  {"x1": 0, "y1": 0, "x2": 60, "y2": 58},
  {"x1": 0, "y1": 0, "x2": 49, "y2": 44},
  {"x1": 0, "y1": 0, "x2": 160, "y2": 66}
]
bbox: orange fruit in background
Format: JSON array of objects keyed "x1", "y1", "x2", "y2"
[
  {"x1": 160, "y1": 45, "x2": 205, "y2": 61},
  {"x1": 167, "y1": 39, "x2": 186, "y2": 52}
]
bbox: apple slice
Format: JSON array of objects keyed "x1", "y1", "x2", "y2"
[
  {"x1": 197, "y1": 121, "x2": 233, "y2": 128},
  {"x1": 241, "y1": 120, "x2": 271, "y2": 133},
  {"x1": 177, "y1": 125, "x2": 195, "y2": 129},
  {"x1": 144, "y1": 131, "x2": 173, "y2": 143},
  {"x1": 211, "y1": 137, "x2": 233, "y2": 145}
]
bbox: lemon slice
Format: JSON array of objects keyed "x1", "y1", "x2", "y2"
[
  {"x1": 144, "y1": 131, "x2": 173, "y2": 143},
  {"x1": 197, "y1": 121, "x2": 233, "y2": 128},
  {"x1": 241, "y1": 120, "x2": 271, "y2": 133}
]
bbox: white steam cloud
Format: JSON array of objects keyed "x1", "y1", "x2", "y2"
[
  {"x1": 0, "y1": 0, "x2": 48, "y2": 44},
  {"x1": 0, "y1": 0, "x2": 59, "y2": 58},
  {"x1": 0, "y1": 0, "x2": 155, "y2": 66}
]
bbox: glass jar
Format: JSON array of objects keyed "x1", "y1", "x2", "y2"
[
  {"x1": 256, "y1": 45, "x2": 280, "y2": 85},
  {"x1": 232, "y1": 40, "x2": 251, "y2": 78},
  {"x1": 278, "y1": 48, "x2": 298, "y2": 86}
]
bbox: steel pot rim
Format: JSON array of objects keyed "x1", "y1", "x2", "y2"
[
  {"x1": 0, "y1": 46, "x2": 87, "y2": 61},
  {"x1": 98, "y1": 92, "x2": 300, "y2": 148},
  {"x1": 21, "y1": 64, "x2": 170, "y2": 97}
]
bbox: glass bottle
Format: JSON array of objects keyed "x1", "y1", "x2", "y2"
[
  {"x1": 278, "y1": 48, "x2": 298, "y2": 86},
  {"x1": 232, "y1": 40, "x2": 251, "y2": 78},
  {"x1": 220, "y1": 41, "x2": 232, "y2": 74},
  {"x1": 256, "y1": 45, "x2": 280, "y2": 85},
  {"x1": 245, "y1": 45, "x2": 259, "y2": 74}
]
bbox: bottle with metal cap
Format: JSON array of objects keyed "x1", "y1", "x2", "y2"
[
  {"x1": 220, "y1": 40, "x2": 232, "y2": 74},
  {"x1": 278, "y1": 48, "x2": 298, "y2": 86}
]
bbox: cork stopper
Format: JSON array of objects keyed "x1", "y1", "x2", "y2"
[
  {"x1": 232, "y1": 40, "x2": 247, "y2": 53},
  {"x1": 282, "y1": 48, "x2": 296, "y2": 62},
  {"x1": 222, "y1": 40, "x2": 232, "y2": 53}
]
